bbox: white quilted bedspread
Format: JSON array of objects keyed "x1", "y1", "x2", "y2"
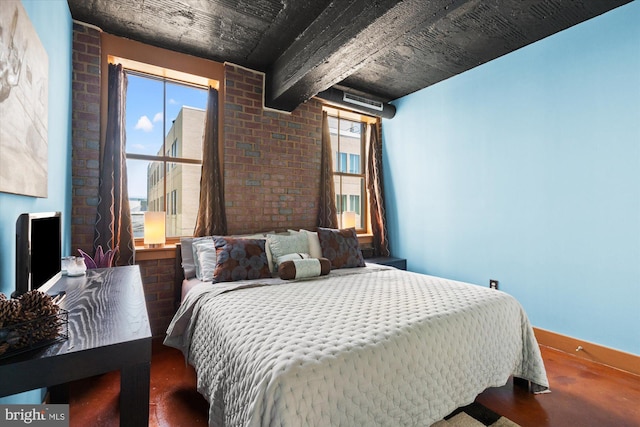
[{"x1": 165, "y1": 266, "x2": 548, "y2": 427}]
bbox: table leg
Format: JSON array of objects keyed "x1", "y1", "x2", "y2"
[
  {"x1": 49, "y1": 383, "x2": 69, "y2": 403},
  {"x1": 120, "y1": 362, "x2": 151, "y2": 426}
]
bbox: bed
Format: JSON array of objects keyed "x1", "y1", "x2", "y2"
[{"x1": 165, "y1": 230, "x2": 549, "y2": 427}]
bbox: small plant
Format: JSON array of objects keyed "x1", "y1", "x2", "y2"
[{"x1": 77, "y1": 245, "x2": 118, "y2": 269}]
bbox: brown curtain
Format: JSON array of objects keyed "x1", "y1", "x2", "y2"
[
  {"x1": 317, "y1": 111, "x2": 338, "y2": 228},
  {"x1": 366, "y1": 121, "x2": 390, "y2": 257},
  {"x1": 94, "y1": 63, "x2": 135, "y2": 266},
  {"x1": 194, "y1": 87, "x2": 227, "y2": 237}
]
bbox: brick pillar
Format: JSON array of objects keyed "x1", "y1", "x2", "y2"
[
  {"x1": 71, "y1": 23, "x2": 101, "y2": 255},
  {"x1": 223, "y1": 65, "x2": 323, "y2": 234},
  {"x1": 137, "y1": 258, "x2": 176, "y2": 336}
]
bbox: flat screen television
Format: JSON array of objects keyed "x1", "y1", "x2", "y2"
[{"x1": 15, "y1": 211, "x2": 62, "y2": 297}]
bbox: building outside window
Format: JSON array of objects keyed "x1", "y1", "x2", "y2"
[{"x1": 124, "y1": 69, "x2": 208, "y2": 240}]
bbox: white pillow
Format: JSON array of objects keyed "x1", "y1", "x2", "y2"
[
  {"x1": 192, "y1": 238, "x2": 217, "y2": 282},
  {"x1": 180, "y1": 237, "x2": 196, "y2": 279},
  {"x1": 267, "y1": 232, "x2": 309, "y2": 272},
  {"x1": 299, "y1": 229, "x2": 323, "y2": 259}
]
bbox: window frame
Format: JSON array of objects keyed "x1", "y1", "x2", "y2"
[
  {"x1": 326, "y1": 107, "x2": 373, "y2": 234},
  {"x1": 121, "y1": 67, "x2": 208, "y2": 245}
]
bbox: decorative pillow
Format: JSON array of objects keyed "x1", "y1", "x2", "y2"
[
  {"x1": 228, "y1": 232, "x2": 272, "y2": 273},
  {"x1": 317, "y1": 227, "x2": 365, "y2": 269},
  {"x1": 256, "y1": 231, "x2": 289, "y2": 273},
  {"x1": 213, "y1": 237, "x2": 271, "y2": 282},
  {"x1": 277, "y1": 252, "x2": 310, "y2": 266},
  {"x1": 267, "y1": 232, "x2": 310, "y2": 271},
  {"x1": 279, "y1": 258, "x2": 331, "y2": 280},
  {"x1": 191, "y1": 237, "x2": 217, "y2": 281}
]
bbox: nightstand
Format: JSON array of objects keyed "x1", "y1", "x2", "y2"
[{"x1": 365, "y1": 256, "x2": 407, "y2": 270}]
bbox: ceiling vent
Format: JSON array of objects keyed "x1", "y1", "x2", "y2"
[
  {"x1": 342, "y1": 92, "x2": 383, "y2": 111},
  {"x1": 315, "y1": 88, "x2": 396, "y2": 119}
]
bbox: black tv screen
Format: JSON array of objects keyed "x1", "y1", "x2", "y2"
[{"x1": 15, "y1": 212, "x2": 62, "y2": 296}]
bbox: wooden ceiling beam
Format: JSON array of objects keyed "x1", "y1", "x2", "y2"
[{"x1": 264, "y1": 0, "x2": 467, "y2": 111}]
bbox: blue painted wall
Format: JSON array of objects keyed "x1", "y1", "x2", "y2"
[
  {"x1": 0, "y1": 0, "x2": 72, "y2": 403},
  {"x1": 383, "y1": 2, "x2": 640, "y2": 355}
]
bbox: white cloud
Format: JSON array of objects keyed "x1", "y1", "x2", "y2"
[
  {"x1": 153, "y1": 112, "x2": 163, "y2": 123},
  {"x1": 168, "y1": 98, "x2": 177, "y2": 105},
  {"x1": 134, "y1": 115, "x2": 153, "y2": 132}
]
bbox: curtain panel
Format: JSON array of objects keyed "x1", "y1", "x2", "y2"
[
  {"x1": 194, "y1": 87, "x2": 227, "y2": 237},
  {"x1": 366, "y1": 121, "x2": 390, "y2": 257},
  {"x1": 317, "y1": 111, "x2": 339, "y2": 228},
  {"x1": 94, "y1": 63, "x2": 135, "y2": 266}
]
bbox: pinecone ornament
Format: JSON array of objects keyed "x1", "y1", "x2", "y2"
[
  {"x1": 0, "y1": 298, "x2": 22, "y2": 327},
  {"x1": 0, "y1": 298, "x2": 23, "y2": 354},
  {"x1": 1, "y1": 290, "x2": 63, "y2": 356},
  {"x1": 18, "y1": 290, "x2": 58, "y2": 318}
]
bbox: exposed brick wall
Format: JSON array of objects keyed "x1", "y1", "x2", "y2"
[
  {"x1": 70, "y1": 35, "x2": 324, "y2": 336},
  {"x1": 224, "y1": 65, "x2": 323, "y2": 235},
  {"x1": 136, "y1": 258, "x2": 176, "y2": 336},
  {"x1": 70, "y1": 23, "x2": 101, "y2": 255}
]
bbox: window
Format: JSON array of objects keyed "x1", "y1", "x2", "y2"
[
  {"x1": 124, "y1": 68, "x2": 208, "y2": 240},
  {"x1": 328, "y1": 110, "x2": 368, "y2": 231},
  {"x1": 348, "y1": 154, "x2": 360, "y2": 174},
  {"x1": 170, "y1": 190, "x2": 177, "y2": 215},
  {"x1": 336, "y1": 152, "x2": 347, "y2": 173},
  {"x1": 349, "y1": 195, "x2": 360, "y2": 215},
  {"x1": 336, "y1": 194, "x2": 348, "y2": 214},
  {"x1": 170, "y1": 139, "x2": 177, "y2": 169}
]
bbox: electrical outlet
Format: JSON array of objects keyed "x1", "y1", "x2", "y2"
[{"x1": 489, "y1": 279, "x2": 499, "y2": 290}]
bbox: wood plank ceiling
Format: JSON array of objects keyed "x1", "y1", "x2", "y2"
[{"x1": 67, "y1": 0, "x2": 631, "y2": 112}]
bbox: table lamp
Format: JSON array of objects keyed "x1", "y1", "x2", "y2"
[
  {"x1": 144, "y1": 211, "x2": 165, "y2": 248},
  {"x1": 341, "y1": 211, "x2": 356, "y2": 229}
]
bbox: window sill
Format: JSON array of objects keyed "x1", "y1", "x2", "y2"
[
  {"x1": 357, "y1": 233, "x2": 373, "y2": 245},
  {"x1": 135, "y1": 244, "x2": 177, "y2": 261}
]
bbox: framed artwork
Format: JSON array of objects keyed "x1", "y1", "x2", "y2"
[{"x1": 0, "y1": 0, "x2": 49, "y2": 197}]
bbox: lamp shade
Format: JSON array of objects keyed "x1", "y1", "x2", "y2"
[
  {"x1": 144, "y1": 211, "x2": 166, "y2": 247},
  {"x1": 341, "y1": 211, "x2": 356, "y2": 229}
]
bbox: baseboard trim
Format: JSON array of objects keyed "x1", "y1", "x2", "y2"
[{"x1": 533, "y1": 327, "x2": 640, "y2": 376}]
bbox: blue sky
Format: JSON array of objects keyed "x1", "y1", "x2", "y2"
[{"x1": 125, "y1": 74, "x2": 207, "y2": 199}]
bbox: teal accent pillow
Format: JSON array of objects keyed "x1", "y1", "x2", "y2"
[{"x1": 267, "y1": 232, "x2": 310, "y2": 271}]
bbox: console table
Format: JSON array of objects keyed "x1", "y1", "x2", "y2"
[{"x1": 0, "y1": 266, "x2": 152, "y2": 426}]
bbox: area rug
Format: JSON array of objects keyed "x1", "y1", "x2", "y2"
[{"x1": 430, "y1": 402, "x2": 520, "y2": 427}]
